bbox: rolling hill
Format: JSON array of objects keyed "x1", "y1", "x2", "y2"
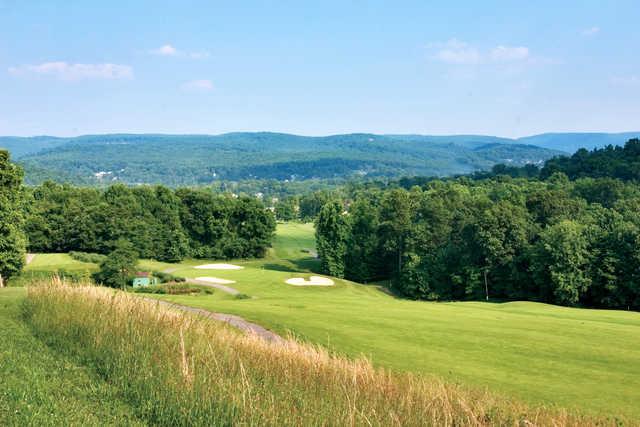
[{"x1": 0, "y1": 131, "x2": 636, "y2": 186}]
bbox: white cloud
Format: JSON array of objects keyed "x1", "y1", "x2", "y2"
[
  {"x1": 150, "y1": 44, "x2": 210, "y2": 59},
  {"x1": 8, "y1": 62, "x2": 133, "y2": 80},
  {"x1": 581, "y1": 26, "x2": 600, "y2": 37},
  {"x1": 181, "y1": 79, "x2": 214, "y2": 91},
  {"x1": 151, "y1": 44, "x2": 178, "y2": 56},
  {"x1": 490, "y1": 46, "x2": 529, "y2": 61},
  {"x1": 429, "y1": 39, "x2": 531, "y2": 65},
  {"x1": 430, "y1": 39, "x2": 480, "y2": 64}
]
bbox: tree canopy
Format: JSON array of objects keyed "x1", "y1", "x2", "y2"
[
  {"x1": 0, "y1": 150, "x2": 26, "y2": 286},
  {"x1": 316, "y1": 173, "x2": 640, "y2": 310},
  {"x1": 24, "y1": 183, "x2": 276, "y2": 262}
]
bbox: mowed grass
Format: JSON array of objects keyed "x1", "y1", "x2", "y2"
[
  {"x1": 23, "y1": 283, "x2": 613, "y2": 426},
  {"x1": 16, "y1": 224, "x2": 640, "y2": 419},
  {"x1": 26, "y1": 253, "x2": 98, "y2": 271},
  {"x1": 0, "y1": 287, "x2": 143, "y2": 426},
  {"x1": 142, "y1": 222, "x2": 640, "y2": 419}
]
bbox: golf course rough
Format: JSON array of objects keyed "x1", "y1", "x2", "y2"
[{"x1": 14, "y1": 222, "x2": 640, "y2": 419}]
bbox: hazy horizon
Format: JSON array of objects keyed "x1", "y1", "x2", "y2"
[{"x1": 3, "y1": 129, "x2": 640, "y2": 140}]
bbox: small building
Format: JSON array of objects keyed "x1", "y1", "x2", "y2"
[{"x1": 132, "y1": 272, "x2": 158, "y2": 287}]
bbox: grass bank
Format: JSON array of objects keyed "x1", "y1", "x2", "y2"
[
  {"x1": 22, "y1": 282, "x2": 620, "y2": 426},
  {"x1": 16, "y1": 224, "x2": 640, "y2": 418},
  {"x1": 142, "y1": 223, "x2": 640, "y2": 419},
  {"x1": 0, "y1": 287, "x2": 143, "y2": 426}
]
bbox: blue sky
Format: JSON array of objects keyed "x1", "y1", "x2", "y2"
[{"x1": 1, "y1": 0, "x2": 638, "y2": 137}]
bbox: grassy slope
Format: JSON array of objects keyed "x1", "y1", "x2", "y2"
[
  {"x1": 0, "y1": 288, "x2": 143, "y2": 426},
  {"x1": 139, "y1": 223, "x2": 640, "y2": 419},
  {"x1": 26, "y1": 253, "x2": 98, "y2": 271},
  {"x1": 10, "y1": 253, "x2": 98, "y2": 287}
]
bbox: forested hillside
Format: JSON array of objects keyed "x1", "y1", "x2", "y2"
[
  {"x1": 1, "y1": 133, "x2": 564, "y2": 186},
  {"x1": 315, "y1": 139, "x2": 640, "y2": 310},
  {"x1": 541, "y1": 138, "x2": 640, "y2": 180},
  {"x1": 518, "y1": 132, "x2": 640, "y2": 153}
]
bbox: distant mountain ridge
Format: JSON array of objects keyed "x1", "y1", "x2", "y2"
[{"x1": 0, "y1": 131, "x2": 637, "y2": 186}]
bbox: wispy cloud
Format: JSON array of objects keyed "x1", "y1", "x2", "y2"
[
  {"x1": 150, "y1": 44, "x2": 210, "y2": 59},
  {"x1": 429, "y1": 39, "x2": 531, "y2": 65},
  {"x1": 428, "y1": 39, "x2": 480, "y2": 64},
  {"x1": 490, "y1": 46, "x2": 529, "y2": 61},
  {"x1": 581, "y1": 26, "x2": 600, "y2": 37},
  {"x1": 151, "y1": 44, "x2": 178, "y2": 56},
  {"x1": 8, "y1": 62, "x2": 133, "y2": 80},
  {"x1": 181, "y1": 79, "x2": 214, "y2": 92}
]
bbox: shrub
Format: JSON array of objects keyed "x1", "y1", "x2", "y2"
[
  {"x1": 69, "y1": 251, "x2": 107, "y2": 264},
  {"x1": 152, "y1": 271, "x2": 186, "y2": 283}
]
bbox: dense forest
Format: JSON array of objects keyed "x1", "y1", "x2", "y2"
[
  {"x1": 24, "y1": 182, "x2": 276, "y2": 262},
  {"x1": 315, "y1": 139, "x2": 640, "y2": 310},
  {"x1": 0, "y1": 133, "x2": 563, "y2": 186}
]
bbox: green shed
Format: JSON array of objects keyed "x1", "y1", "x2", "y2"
[{"x1": 132, "y1": 272, "x2": 158, "y2": 287}]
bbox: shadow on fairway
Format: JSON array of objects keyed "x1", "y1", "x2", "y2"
[{"x1": 261, "y1": 263, "x2": 298, "y2": 273}]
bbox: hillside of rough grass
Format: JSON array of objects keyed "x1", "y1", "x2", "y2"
[
  {"x1": 142, "y1": 223, "x2": 640, "y2": 419},
  {"x1": 14, "y1": 224, "x2": 640, "y2": 420},
  {"x1": 0, "y1": 287, "x2": 143, "y2": 426},
  {"x1": 23, "y1": 283, "x2": 618, "y2": 426}
]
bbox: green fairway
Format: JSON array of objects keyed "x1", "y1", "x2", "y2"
[
  {"x1": 16, "y1": 223, "x2": 640, "y2": 419},
  {"x1": 0, "y1": 287, "x2": 143, "y2": 426},
  {"x1": 26, "y1": 253, "x2": 97, "y2": 271},
  {"x1": 141, "y1": 222, "x2": 640, "y2": 419},
  {"x1": 9, "y1": 253, "x2": 98, "y2": 287}
]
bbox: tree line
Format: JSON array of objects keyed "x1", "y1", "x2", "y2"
[
  {"x1": 25, "y1": 181, "x2": 276, "y2": 263},
  {"x1": 1, "y1": 150, "x2": 279, "y2": 285},
  {"x1": 316, "y1": 171, "x2": 640, "y2": 310}
]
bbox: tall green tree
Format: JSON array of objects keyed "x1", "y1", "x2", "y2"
[
  {"x1": 344, "y1": 196, "x2": 381, "y2": 282},
  {"x1": 315, "y1": 201, "x2": 349, "y2": 278},
  {"x1": 0, "y1": 150, "x2": 26, "y2": 287},
  {"x1": 378, "y1": 189, "x2": 414, "y2": 288},
  {"x1": 530, "y1": 220, "x2": 592, "y2": 305},
  {"x1": 464, "y1": 201, "x2": 532, "y2": 300}
]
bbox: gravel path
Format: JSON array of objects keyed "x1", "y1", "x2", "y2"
[
  {"x1": 143, "y1": 298, "x2": 284, "y2": 343},
  {"x1": 186, "y1": 278, "x2": 241, "y2": 295}
]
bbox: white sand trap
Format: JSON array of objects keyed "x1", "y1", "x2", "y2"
[
  {"x1": 285, "y1": 276, "x2": 335, "y2": 286},
  {"x1": 195, "y1": 276, "x2": 237, "y2": 285},
  {"x1": 194, "y1": 263, "x2": 244, "y2": 270}
]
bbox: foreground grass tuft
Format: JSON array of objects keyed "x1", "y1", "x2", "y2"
[
  {"x1": 23, "y1": 282, "x2": 624, "y2": 426},
  {"x1": 0, "y1": 288, "x2": 143, "y2": 426}
]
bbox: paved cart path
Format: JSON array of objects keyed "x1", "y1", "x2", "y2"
[{"x1": 142, "y1": 297, "x2": 284, "y2": 343}]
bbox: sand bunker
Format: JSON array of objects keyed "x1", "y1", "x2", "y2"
[
  {"x1": 285, "y1": 276, "x2": 335, "y2": 286},
  {"x1": 194, "y1": 263, "x2": 244, "y2": 270},
  {"x1": 195, "y1": 277, "x2": 237, "y2": 285}
]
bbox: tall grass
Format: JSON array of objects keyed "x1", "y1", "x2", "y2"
[{"x1": 23, "y1": 282, "x2": 620, "y2": 426}]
